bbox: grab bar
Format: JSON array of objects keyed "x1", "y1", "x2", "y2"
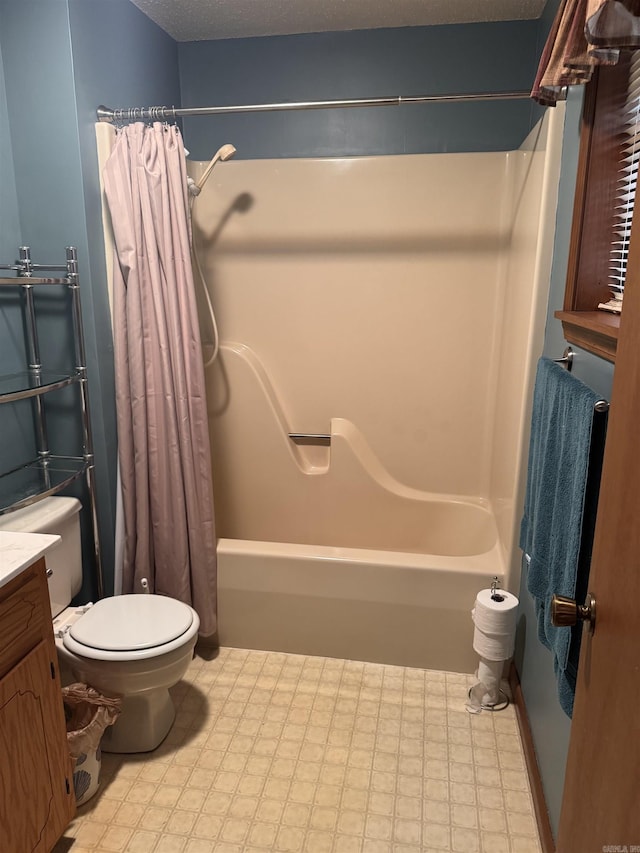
[{"x1": 288, "y1": 433, "x2": 331, "y2": 446}]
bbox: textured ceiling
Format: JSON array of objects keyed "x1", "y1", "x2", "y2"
[{"x1": 128, "y1": 0, "x2": 547, "y2": 42}]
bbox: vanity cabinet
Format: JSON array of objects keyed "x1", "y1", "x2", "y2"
[{"x1": 0, "y1": 557, "x2": 75, "y2": 852}]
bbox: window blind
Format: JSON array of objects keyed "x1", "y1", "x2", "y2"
[{"x1": 610, "y1": 52, "x2": 640, "y2": 298}]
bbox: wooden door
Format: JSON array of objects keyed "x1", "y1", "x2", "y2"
[{"x1": 557, "y1": 272, "x2": 640, "y2": 841}]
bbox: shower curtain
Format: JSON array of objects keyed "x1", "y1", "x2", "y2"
[{"x1": 103, "y1": 122, "x2": 217, "y2": 636}]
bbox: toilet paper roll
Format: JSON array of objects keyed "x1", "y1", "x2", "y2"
[
  {"x1": 472, "y1": 588, "x2": 519, "y2": 635},
  {"x1": 478, "y1": 658, "x2": 504, "y2": 691},
  {"x1": 467, "y1": 658, "x2": 504, "y2": 710},
  {"x1": 473, "y1": 625, "x2": 515, "y2": 661}
]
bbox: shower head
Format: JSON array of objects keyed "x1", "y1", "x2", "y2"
[
  {"x1": 195, "y1": 142, "x2": 237, "y2": 192},
  {"x1": 217, "y1": 144, "x2": 237, "y2": 162}
]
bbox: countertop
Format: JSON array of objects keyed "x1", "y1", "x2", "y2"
[{"x1": 0, "y1": 530, "x2": 60, "y2": 590}]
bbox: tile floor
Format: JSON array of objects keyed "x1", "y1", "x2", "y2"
[{"x1": 54, "y1": 647, "x2": 542, "y2": 853}]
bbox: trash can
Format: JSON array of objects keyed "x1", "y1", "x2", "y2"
[{"x1": 62, "y1": 683, "x2": 121, "y2": 805}]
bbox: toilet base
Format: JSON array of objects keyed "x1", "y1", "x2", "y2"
[{"x1": 101, "y1": 688, "x2": 176, "y2": 754}]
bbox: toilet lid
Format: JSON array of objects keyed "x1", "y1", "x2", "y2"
[{"x1": 68, "y1": 594, "x2": 194, "y2": 652}]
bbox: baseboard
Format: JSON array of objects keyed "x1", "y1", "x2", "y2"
[{"x1": 509, "y1": 663, "x2": 556, "y2": 853}]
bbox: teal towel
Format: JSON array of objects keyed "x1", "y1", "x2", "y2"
[{"x1": 520, "y1": 358, "x2": 607, "y2": 717}]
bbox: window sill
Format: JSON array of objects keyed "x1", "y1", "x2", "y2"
[{"x1": 554, "y1": 310, "x2": 619, "y2": 363}]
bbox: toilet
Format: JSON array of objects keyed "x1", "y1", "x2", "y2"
[{"x1": 0, "y1": 496, "x2": 199, "y2": 753}]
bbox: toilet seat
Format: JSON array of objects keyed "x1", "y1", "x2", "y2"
[{"x1": 61, "y1": 594, "x2": 199, "y2": 662}]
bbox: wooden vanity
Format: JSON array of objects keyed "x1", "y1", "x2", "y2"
[{"x1": 0, "y1": 534, "x2": 75, "y2": 852}]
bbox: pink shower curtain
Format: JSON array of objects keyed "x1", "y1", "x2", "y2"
[{"x1": 103, "y1": 122, "x2": 217, "y2": 636}]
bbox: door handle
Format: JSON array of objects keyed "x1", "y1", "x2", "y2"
[{"x1": 551, "y1": 592, "x2": 596, "y2": 632}]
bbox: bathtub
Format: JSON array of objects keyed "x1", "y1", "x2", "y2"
[
  {"x1": 217, "y1": 519, "x2": 503, "y2": 674},
  {"x1": 209, "y1": 343, "x2": 505, "y2": 673}
]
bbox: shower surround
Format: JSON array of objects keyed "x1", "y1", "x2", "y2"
[{"x1": 189, "y1": 108, "x2": 564, "y2": 671}]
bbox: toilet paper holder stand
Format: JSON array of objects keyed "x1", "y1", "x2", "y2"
[
  {"x1": 490, "y1": 576, "x2": 505, "y2": 603},
  {"x1": 467, "y1": 576, "x2": 511, "y2": 712}
]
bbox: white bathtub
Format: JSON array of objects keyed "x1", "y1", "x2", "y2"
[
  {"x1": 217, "y1": 524, "x2": 503, "y2": 674},
  {"x1": 210, "y1": 344, "x2": 506, "y2": 672}
]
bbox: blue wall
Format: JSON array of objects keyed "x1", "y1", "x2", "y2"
[
  {"x1": 0, "y1": 38, "x2": 34, "y2": 475},
  {"x1": 0, "y1": 46, "x2": 20, "y2": 261},
  {"x1": 178, "y1": 22, "x2": 542, "y2": 160},
  {"x1": 0, "y1": 0, "x2": 84, "y2": 483},
  {"x1": 0, "y1": 0, "x2": 180, "y2": 597},
  {"x1": 514, "y1": 86, "x2": 615, "y2": 839}
]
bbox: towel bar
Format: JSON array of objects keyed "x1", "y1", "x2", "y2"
[
  {"x1": 554, "y1": 346, "x2": 574, "y2": 371},
  {"x1": 553, "y1": 348, "x2": 609, "y2": 411}
]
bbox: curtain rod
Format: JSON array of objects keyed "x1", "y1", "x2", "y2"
[{"x1": 96, "y1": 90, "x2": 535, "y2": 123}]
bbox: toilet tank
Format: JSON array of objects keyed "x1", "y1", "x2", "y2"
[{"x1": 0, "y1": 496, "x2": 83, "y2": 617}]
